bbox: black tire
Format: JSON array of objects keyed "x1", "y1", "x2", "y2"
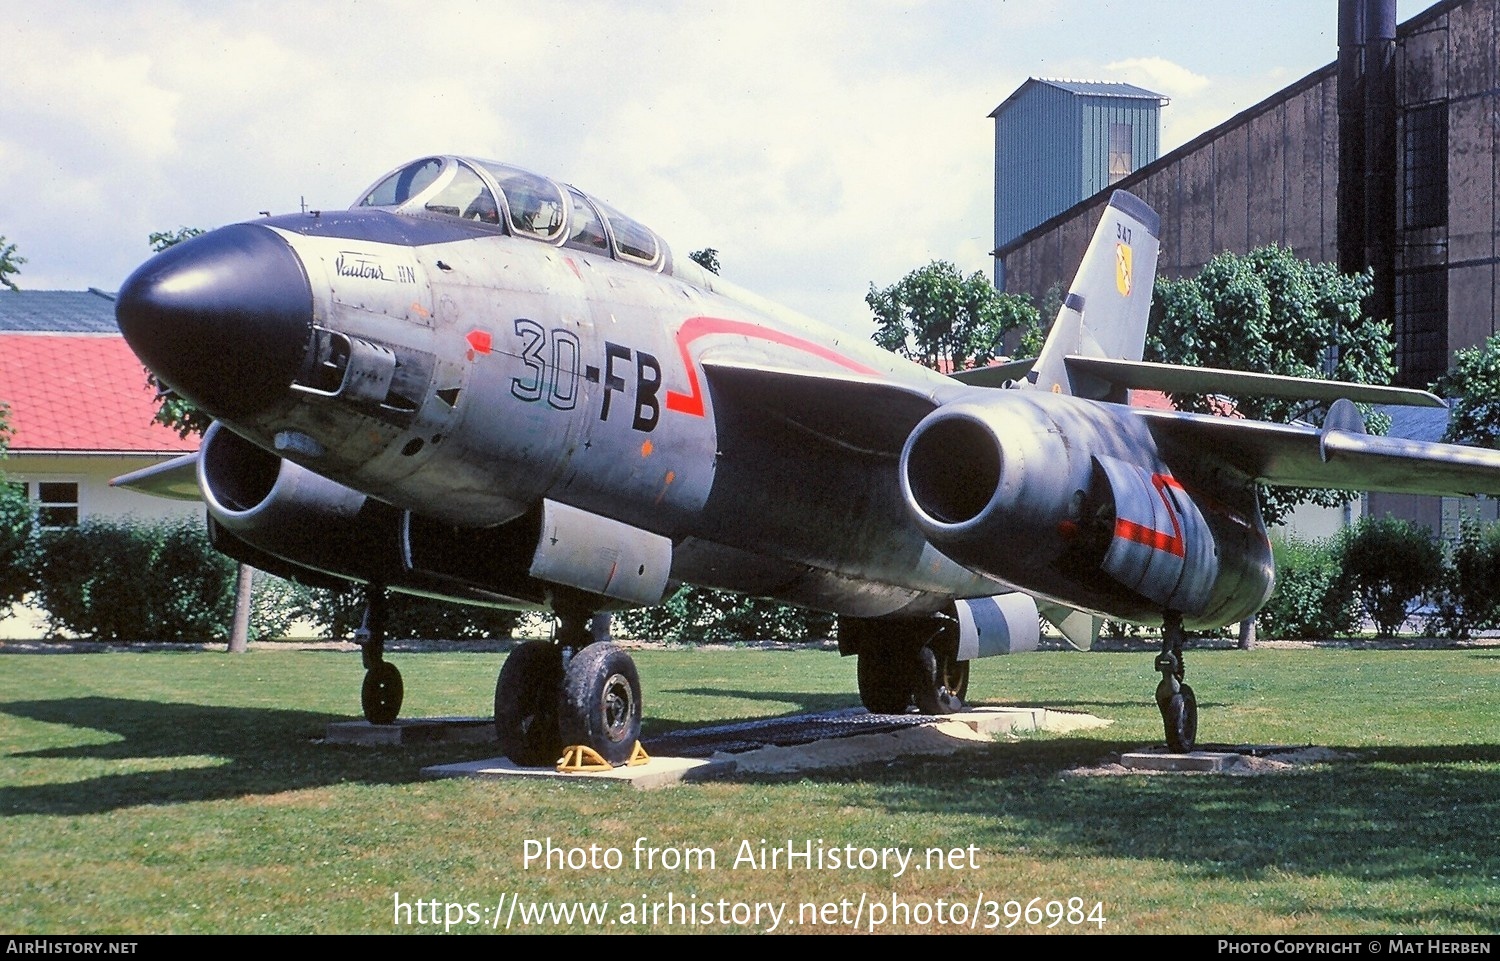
[
  {"x1": 559, "y1": 643, "x2": 641, "y2": 766},
  {"x1": 495, "y1": 641, "x2": 564, "y2": 766},
  {"x1": 1156, "y1": 678, "x2": 1198, "y2": 753},
  {"x1": 361, "y1": 662, "x2": 403, "y2": 725},
  {"x1": 857, "y1": 649, "x2": 910, "y2": 714},
  {"x1": 912, "y1": 644, "x2": 969, "y2": 715}
]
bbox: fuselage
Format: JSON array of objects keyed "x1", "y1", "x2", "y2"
[{"x1": 115, "y1": 156, "x2": 1272, "y2": 629}]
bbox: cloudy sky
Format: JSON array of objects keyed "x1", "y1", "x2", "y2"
[{"x1": 3, "y1": 0, "x2": 1443, "y2": 336}]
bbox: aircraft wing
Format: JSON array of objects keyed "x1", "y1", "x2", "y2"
[
  {"x1": 110, "y1": 451, "x2": 202, "y2": 501},
  {"x1": 701, "y1": 360, "x2": 939, "y2": 457},
  {"x1": 1139, "y1": 407, "x2": 1500, "y2": 497}
]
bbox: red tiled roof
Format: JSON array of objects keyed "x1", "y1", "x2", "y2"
[{"x1": 0, "y1": 334, "x2": 198, "y2": 453}]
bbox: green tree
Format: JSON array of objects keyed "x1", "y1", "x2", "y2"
[
  {"x1": 1147, "y1": 245, "x2": 1397, "y2": 525},
  {"x1": 689, "y1": 248, "x2": 720, "y2": 274},
  {"x1": 0, "y1": 405, "x2": 37, "y2": 616},
  {"x1": 867, "y1": 261, "x2": 1039, "y2": 372},
  {"x1": 0, "y1": 235, "x2": 25, "y2": 291},
  {"x1": 148, "y1": 226, "x2": 205, "y2": 253},
  {"x1": 1435, "y1": 333, "x2": 1500, "y2": 449}
]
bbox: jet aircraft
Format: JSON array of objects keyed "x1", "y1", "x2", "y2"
[{"x1": 113, "y1": 155, "x2": 1500, "y2": 764}]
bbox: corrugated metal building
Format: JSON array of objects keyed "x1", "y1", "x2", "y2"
[
  {"x1": 996, "y1": 0, "x2": 1498, "y2": 397},
  {"x1": 990, "y1": 79, "x2": 1167, "y2": 287}
]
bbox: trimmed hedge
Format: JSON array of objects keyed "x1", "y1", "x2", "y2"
[
  {"x1": 32, "y1": 519, "x2": 237, "y2": 641},
  {"x1": 1257, "y1": 534, "x2": 1359, "y2": 641}
]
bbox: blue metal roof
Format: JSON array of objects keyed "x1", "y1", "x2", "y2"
[
  {"x1": 0, "y1": 289, "x2": 118, "y2": 333},
  {"x1": 1377, "y1": 402, "x2": 1452, "y2": 443},
  {"x1": 989, "y1": 78, "x2": 1168, "y2": 117}
]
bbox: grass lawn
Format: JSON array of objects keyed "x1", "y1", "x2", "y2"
[{"x1": 1, "y1": 644, "x2": 1497, "y2": 934}]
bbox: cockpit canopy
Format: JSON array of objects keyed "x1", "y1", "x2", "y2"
[{"x1": 354, "y1": 156, "x2": 669, "y2": 271}]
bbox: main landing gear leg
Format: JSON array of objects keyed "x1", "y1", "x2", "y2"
[
  {"x1": 1154, "y1": 611, "x2": 1197, "y2": 753},
  {"x1": 852, "y1": 617, "x2": 968, "y2": 716},
  {"x1": 495, "y1": 606, "x2": 643, "y2": 767},
  {"x1": 356, "y1": 585, "x2": 403, "y2": 725}
]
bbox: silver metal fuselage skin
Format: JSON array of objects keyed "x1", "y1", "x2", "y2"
[
  {"x1": 117, "y1": 173, "x2": 1275, "y2": 631},
  {"x1": 213, "y1": 211, "x2": 1011, "y2": 619}
]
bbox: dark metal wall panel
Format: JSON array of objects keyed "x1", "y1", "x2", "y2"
[
  {"x1": 1176, "y1": 145, "x2": 1218, "y2": 275},
  {"x1": 1450, "y1": 264, "x2": 1497, "y2": 351},
  {"x1": 1215, "y1": 125, "x2": 1251, "y2": 256},
  {"x1": 1138, "y1": 165, "x2": 1180, "y2": 275},
  {"x1": 1448, "y1": 96, "x2": 1496, "y2": 264},
  {"x1": 1284, "y1": 76, "x2": 1337, "y2": 261},
  {"x1": 1449, "y1": 0, "x2": 1495, "y2": 95},
  {"x1": 1246, "y1": 102, "x2": 1289, "y2": 248},
  {"x1": 1367, "y1": 491, "x2": 1444, "y2": 529},
  {"x1": 1399, "y1": 15, "x2": 1449, "y2": 105}
]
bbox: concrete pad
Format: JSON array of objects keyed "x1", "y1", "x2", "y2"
[
  {"x1": 421, "y1": 754, "x2": 734, "y2": 790},
  {"x1": 1120, "y1": 751, "x2": 1245, "y2": 773},
  {"x1": 326, "y1": 716, "x2": 496, "y2": 746},
  {"x1": 952, "y1": 706, "x2": 1114, "y2": 736},
  {"x1": 416, "y1": 705, "x2": 1115, "y2": 787}
]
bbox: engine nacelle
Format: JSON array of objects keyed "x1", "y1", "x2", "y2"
[
  {"x1": 900, "y1": 394, "x2": 1273, "y2": 628},
  {"x1": 199, "y1": 422, "x2": 674, "y2": 609},
  {"x1": 199, "y1": 421, "x2": 407, "y2": 585}
]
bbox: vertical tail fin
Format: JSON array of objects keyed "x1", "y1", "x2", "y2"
[{"x1": 1027, "y1": 190, "x2": 1160, "y2": 399}]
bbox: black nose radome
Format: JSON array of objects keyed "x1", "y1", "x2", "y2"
[{"x1": 116, "y1": 224, "x2": 313, "y2": 421}]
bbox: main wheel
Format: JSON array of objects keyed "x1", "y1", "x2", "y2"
[
  {"x1": 912, "y1": 644, "x2": 968, "y2": 715},
  {"x1": 559, "y1": 643, "x2": 641, "y2": 766},
  {"x1": 361, "y1": 662, "x2": 403, "y2": 724},
  {"x1": 857, "y1": 648, "x2": 910, "y2": 714},
  {"x1": 495, "y1": 641, "x2": 564, "y2": 766},
  {"x1": 1156, "y1": 678, "x2": 1198, "y2": 753}
]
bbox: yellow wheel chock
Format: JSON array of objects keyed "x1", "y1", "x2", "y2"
[{"x1": 555, "y1": 741, "x2": 652, "y2": 772}]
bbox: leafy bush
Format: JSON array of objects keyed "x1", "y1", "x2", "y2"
[
  {"x1": 0, "y1": 480, "x2": 35, "y2": 617},
  {"x1": 295, "y1": 586, "x2": 520, "y2": 641},
  {"x1": 1257, "y1": 535, "x2": 1358, "y2": 640},
  {"x1": 1340, "y1": 516, "x2": 1443, "y2": 637},
  {"x1": 616, "y1": 586, "x2": 835, "y2": 642},
  {"x1": 32, "y1": 519, "x2": 237, "y2": 641},
  {"x1": 1426, "y1": 515, "x2": 1500, "y2": 640}
]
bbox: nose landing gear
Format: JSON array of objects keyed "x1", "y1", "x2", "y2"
[{"x1": 356, "y1": 587, "x2": 404, "y2": 725}]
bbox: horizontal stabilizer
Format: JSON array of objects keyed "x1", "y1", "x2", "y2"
[
  {"x1": 1066, "y1": 356, "x2": 1445, "y2": 408},
  {"x1": 110, "y1": 452, "x2": 202, "y2": 501},
  {"x1": 1140, "y1": 408, "x2": 1500, "y2": 497},
  {"x1": 947, "y1": 356, "x2": 1036, "y2": 388}
]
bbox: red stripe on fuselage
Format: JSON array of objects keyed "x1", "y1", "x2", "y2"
[
  {"x1": 1113, "y1": 472, "x2": 1188, "y2": 558},
  {"x1": 663, "y1": 316, "x2": 882, "y2": 416}
]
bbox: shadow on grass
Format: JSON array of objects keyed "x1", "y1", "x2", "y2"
[
  {"x1": 738, "y1": 736, "x2": 1500, "y2": 928},
  {"x1": 0, "y1": 696, "x2": 477, "y2": 817},
  {"x1": 643, "y1": 687, "x2": 855, "y2": 734}
]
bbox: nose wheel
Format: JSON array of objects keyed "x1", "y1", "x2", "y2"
[{"x1": 356, "y1": 586, "x2": 403, "y2": 725}]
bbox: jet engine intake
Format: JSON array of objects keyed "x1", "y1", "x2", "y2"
[{"x1": 197, "y1": 422, "x2": 405, "y2": 583}]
